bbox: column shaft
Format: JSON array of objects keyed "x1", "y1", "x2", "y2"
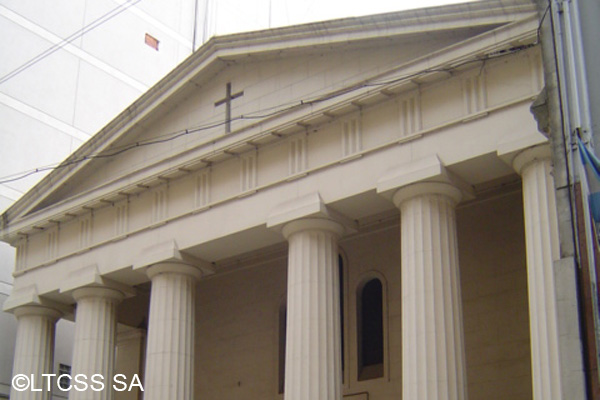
[
  {"x1": 70, "y1": 287, "x2": 122, "y2": 400},
  {"x1": 144, "y1": 264, "x2": 198, "y2": 400},
  {"x1": 283, "y1": 218, "x2": 343, "y2": 400},
  {"x1": 395, "y1": 183, "x2": 467, "y2": 400},
  {"x1": 10, "y1": 306, "x2": 61, "y2": 400},
  {"x1": 518, "y1": 150, "x2": 562, "y2": 399}
]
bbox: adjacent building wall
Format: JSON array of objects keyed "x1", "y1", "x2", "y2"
[{"x1": 0, "y1": 1, "x2": 201, "y2": 397}]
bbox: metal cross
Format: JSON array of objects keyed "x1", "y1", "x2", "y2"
[{"x1": 214, "y1": 82, "x2": 244, "y2": 134}]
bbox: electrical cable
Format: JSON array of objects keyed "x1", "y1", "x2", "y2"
[
  {"x1": 0, "y1": 0, "x2": 142, "y2": 86},
  {"x1": 537, "y1": 4, "x2": 550, "y2": 45},
  {"x1": 0, "y1": 42, "x2": 534, "y2": 185},
  {"x1": 547, "y1": 0, "x2": 595, "y2": 395}
]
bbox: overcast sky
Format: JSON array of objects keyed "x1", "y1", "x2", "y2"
[{"x1": 208, "y1": 0, "x2": 479, "y2": 37}]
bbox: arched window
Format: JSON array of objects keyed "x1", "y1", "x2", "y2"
[{"x1": 357, "y1": 278, "x2": 384, "y2": 381}]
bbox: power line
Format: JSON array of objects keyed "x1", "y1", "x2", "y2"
[
  {"x1": 0, "y1": 43, "x2": 534, "y2": 185},
  {"x1": 0, "y1": 0, "x2": 142, "y2": 86}
]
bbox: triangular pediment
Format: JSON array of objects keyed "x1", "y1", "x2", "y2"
[{"x1": 1, "y1": 0, "x2": 538, "y2": 238}]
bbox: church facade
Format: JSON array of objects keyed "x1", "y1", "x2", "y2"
[{"x1": 1, "y1": 1, "x2": 587, "y2": 399}]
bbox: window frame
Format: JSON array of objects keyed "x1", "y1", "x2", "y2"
[{"x1": 355, "y1": 271, "x2": 389, "y2": 383}]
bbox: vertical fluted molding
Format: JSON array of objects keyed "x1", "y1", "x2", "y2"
[
  {"x1": 282, "y1": 218, "x2": 344, "y2": 400},
  {"x1": 394, "y1": 182, "x2": 467, "y2": 400},
  {"x1": 10, "y1": 306, "x2": 61, "y2": 400},
  {"x1": 514, "y1": 145, "x2": 562, "y2": 399},
  {"x1": 70, "y1": 287, "x2": 124, "y2": 400},
  {"x1": 143, "y1": 263, "x2": 200, "y2": 400}
]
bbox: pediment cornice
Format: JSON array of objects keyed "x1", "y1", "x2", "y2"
[{"x1": 0, "y1": 0, "x2": 538, "y2": 241}]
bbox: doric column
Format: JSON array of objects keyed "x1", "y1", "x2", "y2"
[
  {"x1": 393, "y1": 182, "x2": 467, "y2": 400},
  {"x1": 70, "y1": 287, "x2": 124, "y2": 400},
  {"x1": 513, "y1": 144, "x2": 562, "y2": 399},
  {"x1": 10, "y1": 305, "x2": 62, "y2": 400},
  {"x1": 282, "y1": 218, "x2": 344, "y2": 400},
  {"x1": 143, "y1": 263, "x2": 201, "y2": 400}
]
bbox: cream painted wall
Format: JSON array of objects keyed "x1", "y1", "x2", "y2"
[{"x1": 458, "y1": 189, "x2": 532, "y2": 400}]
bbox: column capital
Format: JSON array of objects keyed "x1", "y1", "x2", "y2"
[
  {"x1": 133, "y1": 240, "x2": 215, "y2": 276},
  {"x1": 147, "y1": 262, "x2": 203, "y2": 281},
  {"x1": 267, "y1": 192, "x2": 356, "y2": 235},
  {"x1": 13, "y1": 304, "x2": 63, "y2": 321},
  {"x1": 512, "y1": 144, "x2": 552, "y2": 175},
  {"x1": 72, "y1": 286, "x2": 125, "y2": 303},
  {"x1": 281, "y1": 217, "x2": 345, "y2": 240},
  {"x1": 377, "y1": 155, "x2": 473, "y2": 203},
  {"x1": 3, "y1": 284, "x2": 72, "y2": 315},
  {"x1": 60, "y1": 264, "x2": 135, "y2": 300},
  {"x1": 392, "y1": 181, "x2": 462, "y2": 209}
]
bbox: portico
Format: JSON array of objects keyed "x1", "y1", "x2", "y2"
[{"x1": 1, "y1": 2, "x2": 584, "y2": 400}]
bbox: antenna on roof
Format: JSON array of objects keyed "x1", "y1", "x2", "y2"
[
  {"x1": 201, "y1": 0, "x2": 211, "y2": 44},
  {"x1": 192, "y1": 0, "x2": 199, "y2": 51}
]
